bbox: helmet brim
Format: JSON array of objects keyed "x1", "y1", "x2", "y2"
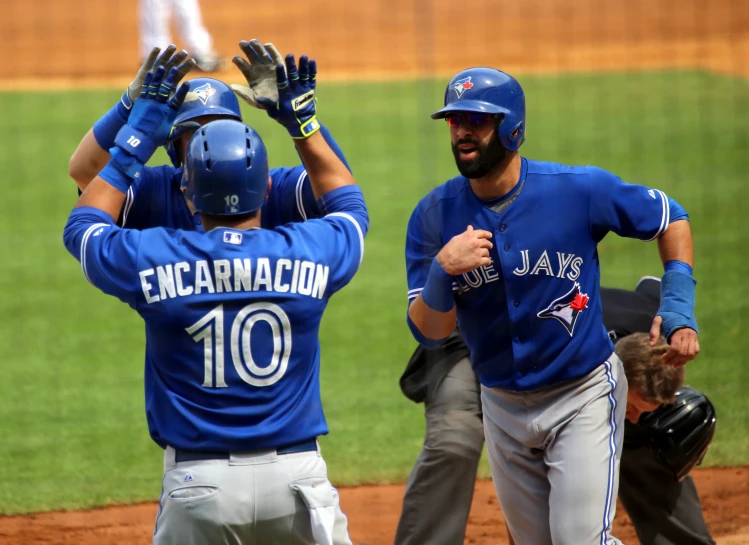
[
  {"x1": 431, "y1": 100, "x2": 510, "y2": 119},
  {"x1": 174, "y1": 107, "x2": 243, "y2": 126}
]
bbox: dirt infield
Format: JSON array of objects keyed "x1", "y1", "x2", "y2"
[
  {"x1": 2, "y1": 0, "x2": 748, "y2": 543},
  {"x1": 1, "y1": 468, "x2": 748, "y2": 545}
]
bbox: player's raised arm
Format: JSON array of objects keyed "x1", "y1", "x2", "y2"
[
  {"x1": 587, "y1": 168, "x2": 698, "y2": 367},
  {"x1": 65, "y1": 62, "x2": 193, "y2": 300},
  {"x1": 257, "y1": 54, "x2": 356, "y2": 201},
  {"x1": 68, "y1": 46, "x2": 195, "y2": 191}
]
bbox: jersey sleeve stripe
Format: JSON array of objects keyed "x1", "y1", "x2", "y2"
[
  {"x1": 645, "y1": 189, "x2": 669, "y2": 242},
  {"x1": 407, "y1": 288, "x2": 423, "y2": 296},
  {"x1": 295, "y1": 170, "x2": 308, "y2": 221},
  {"x1": 80, "y1": 222, "x2": 111, "y2": 285},
  {"x1": 122, "y1": 186, "x2": 134, "y2": 226},
  {"x1": 327, "y1": 212, "x2": 364, "y2": 266}
]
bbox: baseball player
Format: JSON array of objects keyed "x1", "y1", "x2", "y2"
[
  {"x1": 69, "y1": 42, "x2": 350, "y2": 233},
  {"x1": 139, "y1": 0, "x2": 224, "y2": 71},
  {"x1": 64, "y1": 54, "x2": 366, "y2": 545},
  {"x1": 396, "y1": 276, "x2": 717, "y2": 545},
  {"x1": 405, "y1": 67, "x2": 700, "y2": 544}
]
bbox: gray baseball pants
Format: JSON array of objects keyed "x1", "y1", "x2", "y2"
[
  {"x1": 482, "y1": 353, "x2": 627, "y2": 545},
  {"x1": 152, "y1": 442, "x2": 353, "y2": 545}
]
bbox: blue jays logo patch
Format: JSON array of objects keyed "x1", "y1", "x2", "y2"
[
  {"x1": 451, "y1": 76, "x2": 474, "y2": 98},
  {"x1": 193, "y1": 82, "x2": 217, "y2": 105},
  {"x1": 537, "y1": 282, "x2": 590, "y2": 336}
]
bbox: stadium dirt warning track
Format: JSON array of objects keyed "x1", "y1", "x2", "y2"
[{"x1": 1, "y1": 0, "x2": 748, "y2": 543}]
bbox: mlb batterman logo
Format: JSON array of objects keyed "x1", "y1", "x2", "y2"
[
  {"x1": 537, "y1": 282, "x2": 589, "y2": 336},
  {"x1": 223, "y1": 231, "x2": 243, "y2": 245},
  {"x1": 451, "y1": 76, "x2": 474, "y2": 98},
  {"x1": 192, "y1": 82, "x2": 217, "y2": 105}
]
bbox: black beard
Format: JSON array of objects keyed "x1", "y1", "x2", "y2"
[{"x1": 451, "y1": 134, "x2": 507, "y2": 179}]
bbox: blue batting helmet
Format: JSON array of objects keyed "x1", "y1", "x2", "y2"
[
  {"x1": 431, "y1": 67, "x2": 526, "y2": 151},
  {"x1": 166, "y1": 78, "x2": 243, "y2": 167},
  {"x1": 182, "y1": 120, "x2": 269, "y2": 216}
]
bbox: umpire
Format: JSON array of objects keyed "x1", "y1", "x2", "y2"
[{"x1": 395, "y1": 276, "x2": 717, "y2": 545}]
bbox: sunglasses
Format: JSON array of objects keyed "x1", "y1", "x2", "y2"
[{"x1": 445, "y1": 112, "x2": 495, "y2": 127}]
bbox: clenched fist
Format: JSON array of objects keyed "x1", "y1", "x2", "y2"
[{"x1": 437, "y1": 225, "x2": 493, "y2": 275}]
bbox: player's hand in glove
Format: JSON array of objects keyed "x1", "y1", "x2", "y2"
[
  {"x1": 437, "y1": 225, "x2": 494, "y2": 275},
  {"x1": 257, "y1": 54, "x2": 320, "y2": 139},
  {"x1": 122, "y1": 45, "x2": 195, "y2": 111},
  {"x1": 230, "y1": 40, "x2": 285, "y2": 108},
  {"x1": 100, "y1": 65, "x2": 191, "y2": 192}
]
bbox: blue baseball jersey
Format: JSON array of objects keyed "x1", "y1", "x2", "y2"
[
  {"x1": 406, "y1": 158, "x2": 670, "y2": 391},
  {"x1": 122, "y1": 164, "x2": 319, "y2": 231},
  {"x1": 64, "y1": 187, "x2": 368, "y2": 451}
]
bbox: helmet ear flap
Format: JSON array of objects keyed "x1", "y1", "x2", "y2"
[{"x1": 499, "y1": 119, "x2": 525, "y2": 151}]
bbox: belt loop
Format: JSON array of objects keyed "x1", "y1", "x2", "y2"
[{"x1": 164, "y1": 446, "x2": 177, "y2": 472}]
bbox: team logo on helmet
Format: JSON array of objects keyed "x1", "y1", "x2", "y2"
[
  {"x1": 451, "y1": 76, "x2": 474, "y2": 98},
  {"x1": 192, "y1": 82, "x2": 217, "y2": 105},
  {"x1": 537, "y1": 282, "x2": 589, "y2": 336}
]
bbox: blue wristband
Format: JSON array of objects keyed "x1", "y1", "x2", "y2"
[
  {"x1": 99, "y1": 160, "x2": 135, "y2": 193},
  {"x1": 658, "y1": 269, "x2": 699, "y2": 340},
  {"x1": 92, "y1": 101, "x2": 130, "y2": 150},
  {"x1": 421, "y1": 259, "x2": 455, "y2": 313},
  {"x1": 98, "y1": 146, "x2": 145, "y2": 193},
  {"x1": 664, "y1": 260, "x2": 693, "y2": 276},
  {"x1": 113, "y1": 126, "x2": 157, "y2": 164}
]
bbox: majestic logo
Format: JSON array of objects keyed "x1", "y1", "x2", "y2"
[
  {"x1": 223, "y1": 231, "x2": 243, "y2": 245},
  {"x1": 537, "y1": 282, "x2": 589, "y2": 336},
  {"x1": 451, "y1": 76, "x2": 474, "y2": 98},
  {"x1": 192, "y1": 83, "x2": 217, "y2": 105}
]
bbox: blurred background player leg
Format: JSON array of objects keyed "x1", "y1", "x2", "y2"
[
  {"x1": 139, "y1": 0, "x2": 172, "y2": 61},
  {"x1": 138, "y1": 0, "x2": 224, "y2": 71},
  {"x1": 171, "y1": 0, "x2": 224, "y2": 72},
  {"x1": 394, "y1": 357, "x2": 483, "y2": 545}
]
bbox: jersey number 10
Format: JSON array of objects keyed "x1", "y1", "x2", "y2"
[{"x1": 186, "y1": 302, "x2": 292, "y2": 388}]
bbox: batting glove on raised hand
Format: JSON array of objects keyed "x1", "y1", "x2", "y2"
[
  {"x1": 258, "y1": 54, "x2": 320, "y2": 139},
  {"x1": 230, "y1": 39, "x2": 285, "y2": 108},
  {"x1": 122, "y1": 45, "x2": 195, "y2": 111},
  {"x1": 101, "y1": 65, "x2": 191, "y2": 192}
]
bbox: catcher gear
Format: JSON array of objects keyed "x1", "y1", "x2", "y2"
[
  {"x1": 231, "y1": 40, "x2": 285, "y2": 108},
  {"x1": 638, "y1": 386, "x2": 716, "y2": 481},
  {"x1": 182, "y1": 119, "x2": 270, "y2": 216},
  {"x1": 431, "y1": 67, "x2": 526, "y2": 151},
  {"x1": 257, "y1": 54, "x2": 320, "y2": 139}
]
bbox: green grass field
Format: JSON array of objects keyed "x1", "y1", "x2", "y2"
[{"x1": 0, "y1": 70, "x2": 747, "y2": 515}]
